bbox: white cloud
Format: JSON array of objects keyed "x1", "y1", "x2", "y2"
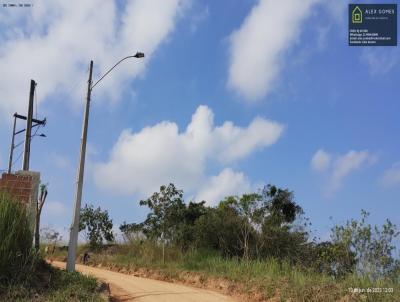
[
  {"x1": 312, "y1": 149, "x2": 376, "y2": 195},
  {"x1": 227, "y1": 0, "x2": 318, "y2": 101},
  {"x1": 190, "y1": 5, "x2": 209, "y2": 33},
  {"x1": 0, "y1": 0, "x2": 187, "y2": 118},
  {"x1": 213, "y1": 117, "x2": 284, "y2": 163},
  {"x1": 196, "y1": 168, "x2": 252, "y2": 206},
  {"x1": 50, "y1": 153, "x2": 72, "y2": 169},
  {"x1": 42, "y1": 201, "x2": 68, "y2": 217},
  {"x1": 330, "y1": 151, "x2": 376, "y2": 193},
  {"x1": 93, "y1": 105, "x2": 283, "y2": 197},
  {"x1": 322, "y1": 1, "x2": 347, "y2": 27},
  {"x1": 311, "y1": 149, "x2": 331, "y2": 172},
  {"x1": 380, "y1": 162, "x2": 400, "y2": 188},
  {"x1": 361, "y1": 48, "x2": 400, "y2": 76}
]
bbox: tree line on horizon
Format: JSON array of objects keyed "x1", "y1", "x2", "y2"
[{"x1": 79, "y1": 183, "x2": 400, "y2": 281}]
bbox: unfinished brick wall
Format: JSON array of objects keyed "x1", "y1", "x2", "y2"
[
  {"x1": 0, "y1": 171, "x2": 40, "y2": 232},
  {"x1": 0, "y1": 173, "x2": 34, "y2": 204}
]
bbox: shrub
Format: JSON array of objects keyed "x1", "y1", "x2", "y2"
[{"x1": 330, "y1": 210, "x2": 400, "y2": 280}]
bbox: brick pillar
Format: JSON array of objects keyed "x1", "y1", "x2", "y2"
[{"x1": 0, "y1": 171, "x2": 41, "y2": 233}]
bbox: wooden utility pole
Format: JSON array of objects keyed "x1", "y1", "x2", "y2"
[
  {"x1": 35, "y1": 184, "x2": 48, "y2": 251},
  {"x1": 8, "y1": 113, "x2": 46, "y2": 174},
  {"x1": 22, "y1": 79, "x2": 36, "y2": 171},
  {"x1": 7, "y1": 114, "x2": 17, "y2": 174}
]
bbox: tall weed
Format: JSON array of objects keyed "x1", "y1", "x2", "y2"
[{"x1": 0, "y1": 193, "x2": 39, "y2": 284}]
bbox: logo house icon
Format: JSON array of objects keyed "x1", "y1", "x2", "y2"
[{"x1": 352, "y1": 6, "x2": 363, "y2": 23}]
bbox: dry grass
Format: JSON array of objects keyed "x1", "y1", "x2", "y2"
[{"x1": 52, "y1": 243, "x2": 399, "y2": 302}]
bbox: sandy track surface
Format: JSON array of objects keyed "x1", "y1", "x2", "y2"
[{"x1": 52, "y1": 261, "x2": 234, "y2": 302}]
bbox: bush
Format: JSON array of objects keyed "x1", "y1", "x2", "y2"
[
  {"x1": 312, "y1": 241, "x2": 356, "y2": 277},
  {"x1": 0, "y1": 193, "x2": 39, "y2": 284},
  {"x1": 330, "y1": 210, "x2": 400, "y2": 280}
]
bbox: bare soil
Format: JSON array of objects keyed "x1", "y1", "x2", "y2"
[{"x1": 52, "y1": 261, "x2": 235, "y2": 302}]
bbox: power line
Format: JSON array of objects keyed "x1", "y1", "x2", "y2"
[
  {"x1": 7, "y1": 123, "x2": 43, "y2": 172},
  {"x1": 14, "y1": 140, "x2": 25, "y2": 149},
  {"x1": 12, "y1": 123, "x2": 41, "y2": 152},
  {"x1": 63, "y1": 66, "x2": 90, "y2": 99},
  {"x1": 31, "y1": 123, "x2": 42, "y2": 137},
  {"x1": 11, "y1": 150, "x2": 24, "y2": 168},
  {"x1": 31, "y1": 123, "x2": 41, "y2": 139}
]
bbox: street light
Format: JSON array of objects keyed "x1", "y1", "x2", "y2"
[
  {"x1": 66, "y1": 52, "x2": 145, "y2": 272},
  {"x1": 91, "y1": 52, "x2": 145, "y2": 89}
]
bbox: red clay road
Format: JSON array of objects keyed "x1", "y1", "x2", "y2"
[{"x1": 52, "y1": 261, "x2": 235, "y2": 302}]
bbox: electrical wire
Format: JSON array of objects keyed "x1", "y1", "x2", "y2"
[
  {"x1": 9, "y1": 124, "x2": 43, "y2": 171},
  {"x1": 5, "y1": 87, "x2": 45, "y2": 172},
  {"x1": 14, "y1": 140, "x2": 25, "y2": 149},
  {"x1": 13, "y1": 123, "x2": 42, "y2": 151},
  {"x1": 63, "y1": 64, "x2": 90, "y2": 100},
  {"x1": 31, "y1": 123, "x2": 41, "y2": 139},
  {"x1": 11, "y1": 150, "x2": 23, "y2": 168}
]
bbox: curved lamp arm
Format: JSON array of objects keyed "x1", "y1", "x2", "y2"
[{"x1": 91, "y1": 52, "x2": 145, "y2": 90}]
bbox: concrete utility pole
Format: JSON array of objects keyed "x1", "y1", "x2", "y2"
[
  {"x1": 67, "y1": 60, "x2": 93, "y2": 272},
  {"x1": 66, "y1": 52, "x2": 144, "y2": 272},
  {"x1": 23, "y1": 79, "x2": 36, "y2": 171}
]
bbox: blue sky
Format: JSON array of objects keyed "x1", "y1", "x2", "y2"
[{"x1": 0, "y1": 0, "x2": 399, "y2": 244}]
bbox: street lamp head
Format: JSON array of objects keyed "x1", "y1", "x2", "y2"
[
  {"x1": 91, "y1": 53, "x2": 145, "y2": 91},
  {"x1": 39, "y1": 133, "x2": 46, "y2": 137},
  {"x1": 133, "y1": 52, "x2": 145, "y2": 58}
]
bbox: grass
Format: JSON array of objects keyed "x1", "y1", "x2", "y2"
[
  {"x1": 0, "y1": 193, "x2": 38, "y2": 284},
  {"x1": 0, "y1": 261, "x2": 104, "y2": 302},
  {"x1": 52, "y1": 243, "x2": 400, "y2": 302},
  {"x1": 0, "y1": 193, "x2": 104, "y2": 301}
]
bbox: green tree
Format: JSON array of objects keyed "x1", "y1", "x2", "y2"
[
  {"x1": 330, "y1": 210, "x2": 400, "y2": 279},
  {"x1": 139, "y1": 183, "x2": 185, "y2": 263},
  {"x1": 194, "y1": 203, "x2": 243, "y2": 257},
  {"x1": 194, "y1": 185, "x2": 310, "y2": 262},
  {"x1": 119, "y1": 222, "x2": 144, "y2": 243},
  {"x1": 139, "y1": 184, "x2": 185, "y2": 240},
  {"x1": 262, "y1": 185, "x2": 303, "y2": 227},
  {"x1": 219, "y1": 193, "x2": 264, "y2": 260},
  {"x1": 174, "y1": 200, "x2": 207, "y2": 251},
  {"x1": 311, "y1": 241, "x2": 356, "y2": 277},
  {"x1": 124, "y1": 185, "x2": 208, "y2": 253},
  {"x1": 79, "y1": 204, "x2": 114, "y2": 249},
  {"x1": 40, "y1": 227, "x2": 62, "y2": 246},
  {"x1": 257, "y1": 185, "x2": 311, "y2": 263}
]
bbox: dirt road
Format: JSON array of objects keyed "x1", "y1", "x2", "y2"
[{"x1": 52, "y1": 261, "x2": 234, "y2": 302}]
